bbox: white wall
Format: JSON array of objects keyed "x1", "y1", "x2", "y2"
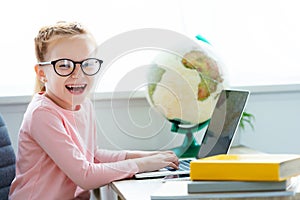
[
  {"x1": 239, "y1": 85, "x2": 300, "y2": 154},
  {"x1": 1, "y1": 84, "x2": 300, "y2": 154}
]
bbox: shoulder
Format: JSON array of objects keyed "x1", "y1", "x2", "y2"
[
  {"x1": 20, "y1": 94, "x2": 66, "y2": 137},
  {"x1": 25, "y1": 94, "x2": 65, "y2": 123}
]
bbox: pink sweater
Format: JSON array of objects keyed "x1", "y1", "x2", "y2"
[{"x1": 9, "y1": 94, "x2": 139, "y2": 200}]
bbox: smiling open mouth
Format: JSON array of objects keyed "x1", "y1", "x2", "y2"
[{"x1": 65, "y1": 84, "x2": 87, "y2": 94}]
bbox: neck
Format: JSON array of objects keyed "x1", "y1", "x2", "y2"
[{"x1": 44, "y1": 93, "x2": 81, "y2": 111}]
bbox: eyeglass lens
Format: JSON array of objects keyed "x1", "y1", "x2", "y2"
[{"x1": 54, "y1": 59, "x2": 101, "y2": 76}]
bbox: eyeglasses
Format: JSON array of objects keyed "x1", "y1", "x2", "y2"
[{"x1": 38, "y1": 58, "x2": 103, "y2": 77}]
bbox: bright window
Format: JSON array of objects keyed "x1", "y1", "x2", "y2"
[
  {"x1": 1, "y1": 0, "x2": 299, "y2": 96},
  {"x1": 181, "y1": 0, "x2": 300, "y2": 87}
]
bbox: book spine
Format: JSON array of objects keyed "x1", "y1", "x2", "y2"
[
  {"x1": 187, "y1": 180, "x2": 288, "y2": 193},
  {"x1": 190, "y1": 162, "x2": 282, "y2": 181}
]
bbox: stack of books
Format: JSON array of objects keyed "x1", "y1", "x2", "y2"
[
  {"x1": 151, "y1": 154, "x2": 300, "y2": 200},
  {"x1": 188, "y1": 153, "x2": 300, "y2": 194}
]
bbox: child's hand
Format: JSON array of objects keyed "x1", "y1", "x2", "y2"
[{"x1": 134, "y1": 151, "x2": 179, "y2": 173}]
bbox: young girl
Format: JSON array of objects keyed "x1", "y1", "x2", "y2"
[{"x1": 9, "y1": 21, "x2": 179, "y2": 200}]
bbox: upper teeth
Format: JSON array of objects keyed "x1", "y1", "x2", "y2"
[
  {"x1": 68, "y1": 85, "x2": 84, "y2": 87},
  {"x1": 66, "y1": 84, "x2": 85, "y2": 88}
]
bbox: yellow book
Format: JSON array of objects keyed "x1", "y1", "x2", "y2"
[{"x1": 190, "y1": 154, "x2": 300, "y2": 181}]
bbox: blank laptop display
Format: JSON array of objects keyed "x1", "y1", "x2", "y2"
[{"x1": 134, "y1": 89, "x2": 250, "y2": 179}]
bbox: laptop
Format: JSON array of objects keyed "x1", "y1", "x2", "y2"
[{"x1": 134, "y1": 89, "x2": 250, "y2": 179}]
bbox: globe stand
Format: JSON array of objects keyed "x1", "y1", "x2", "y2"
[{"x1": 170, "y1": 120, "x2": 209, "y2": 158}]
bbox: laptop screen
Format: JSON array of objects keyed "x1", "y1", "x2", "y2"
[{"x1": 197, "y1": 89, "x2": 250, "y2": 159}]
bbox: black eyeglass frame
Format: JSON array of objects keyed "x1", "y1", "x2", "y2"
[{"x1": 38, "y1": 58, "x2": 103, "y2": 77}]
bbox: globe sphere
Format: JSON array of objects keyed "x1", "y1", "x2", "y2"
[{"x1": 147, "y1": 37, "x2": 227, "y2": 125}]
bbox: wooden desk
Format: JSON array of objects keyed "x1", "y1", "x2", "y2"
[{"x1": 109, "y1": 146, "x2": 300, "y2": 200}]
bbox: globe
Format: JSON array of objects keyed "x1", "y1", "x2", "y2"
[{"x1": 146, "y1": 36, "x2": 227, "y2": 157}]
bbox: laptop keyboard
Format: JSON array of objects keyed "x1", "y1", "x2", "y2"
[{"x1": 165, "y1": 159, "x2": 192, "y2": 171}]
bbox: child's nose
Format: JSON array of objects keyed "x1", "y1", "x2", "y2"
[{"x1": 71, "y1": 64, "x2": 84, "y2": 78}]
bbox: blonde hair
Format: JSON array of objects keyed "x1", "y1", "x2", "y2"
[{"x1": 34, "y1": 21, "x2": 91, "y2": 93}]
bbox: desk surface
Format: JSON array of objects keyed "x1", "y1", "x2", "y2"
[{"x1": 109, "y1": 146, "x2": 300, "y2": 200}]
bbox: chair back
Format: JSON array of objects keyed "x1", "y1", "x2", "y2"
[{"x1": 0, "y1": 114, "x2": 16, "y2": 200}]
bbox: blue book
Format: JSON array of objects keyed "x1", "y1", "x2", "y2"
[{"x1": 188, "y1": 179, "x2": 291, "y2": 193}]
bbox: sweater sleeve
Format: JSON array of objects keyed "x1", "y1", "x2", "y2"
[
  {"x1": 94, "y1": 149, "x2": 128, "y2": 163},
  {"x1": 30, "y1": 108, "x2": 139, "y2": 190}
]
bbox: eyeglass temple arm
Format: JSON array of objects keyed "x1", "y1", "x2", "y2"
[{"x1": 38, "y1": 61, "x2": 52, "y2": 66}]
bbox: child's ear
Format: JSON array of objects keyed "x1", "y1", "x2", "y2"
[{"x1": 34, "y1": 64, "x2": 47, "y2": 83}]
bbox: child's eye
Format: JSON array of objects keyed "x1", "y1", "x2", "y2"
[
  {"x1": 81, "y1": 62, "x2": 89, "y2": 68},
  {"x1": 58, "y1": 64, "x2": 71, "y2": 69},
  {"x1": 82, "y1": 59, "x2": 99, "y2": 68},
  {"x1": 55, "y1": 60, "x2": 73, "y2": 70}
]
